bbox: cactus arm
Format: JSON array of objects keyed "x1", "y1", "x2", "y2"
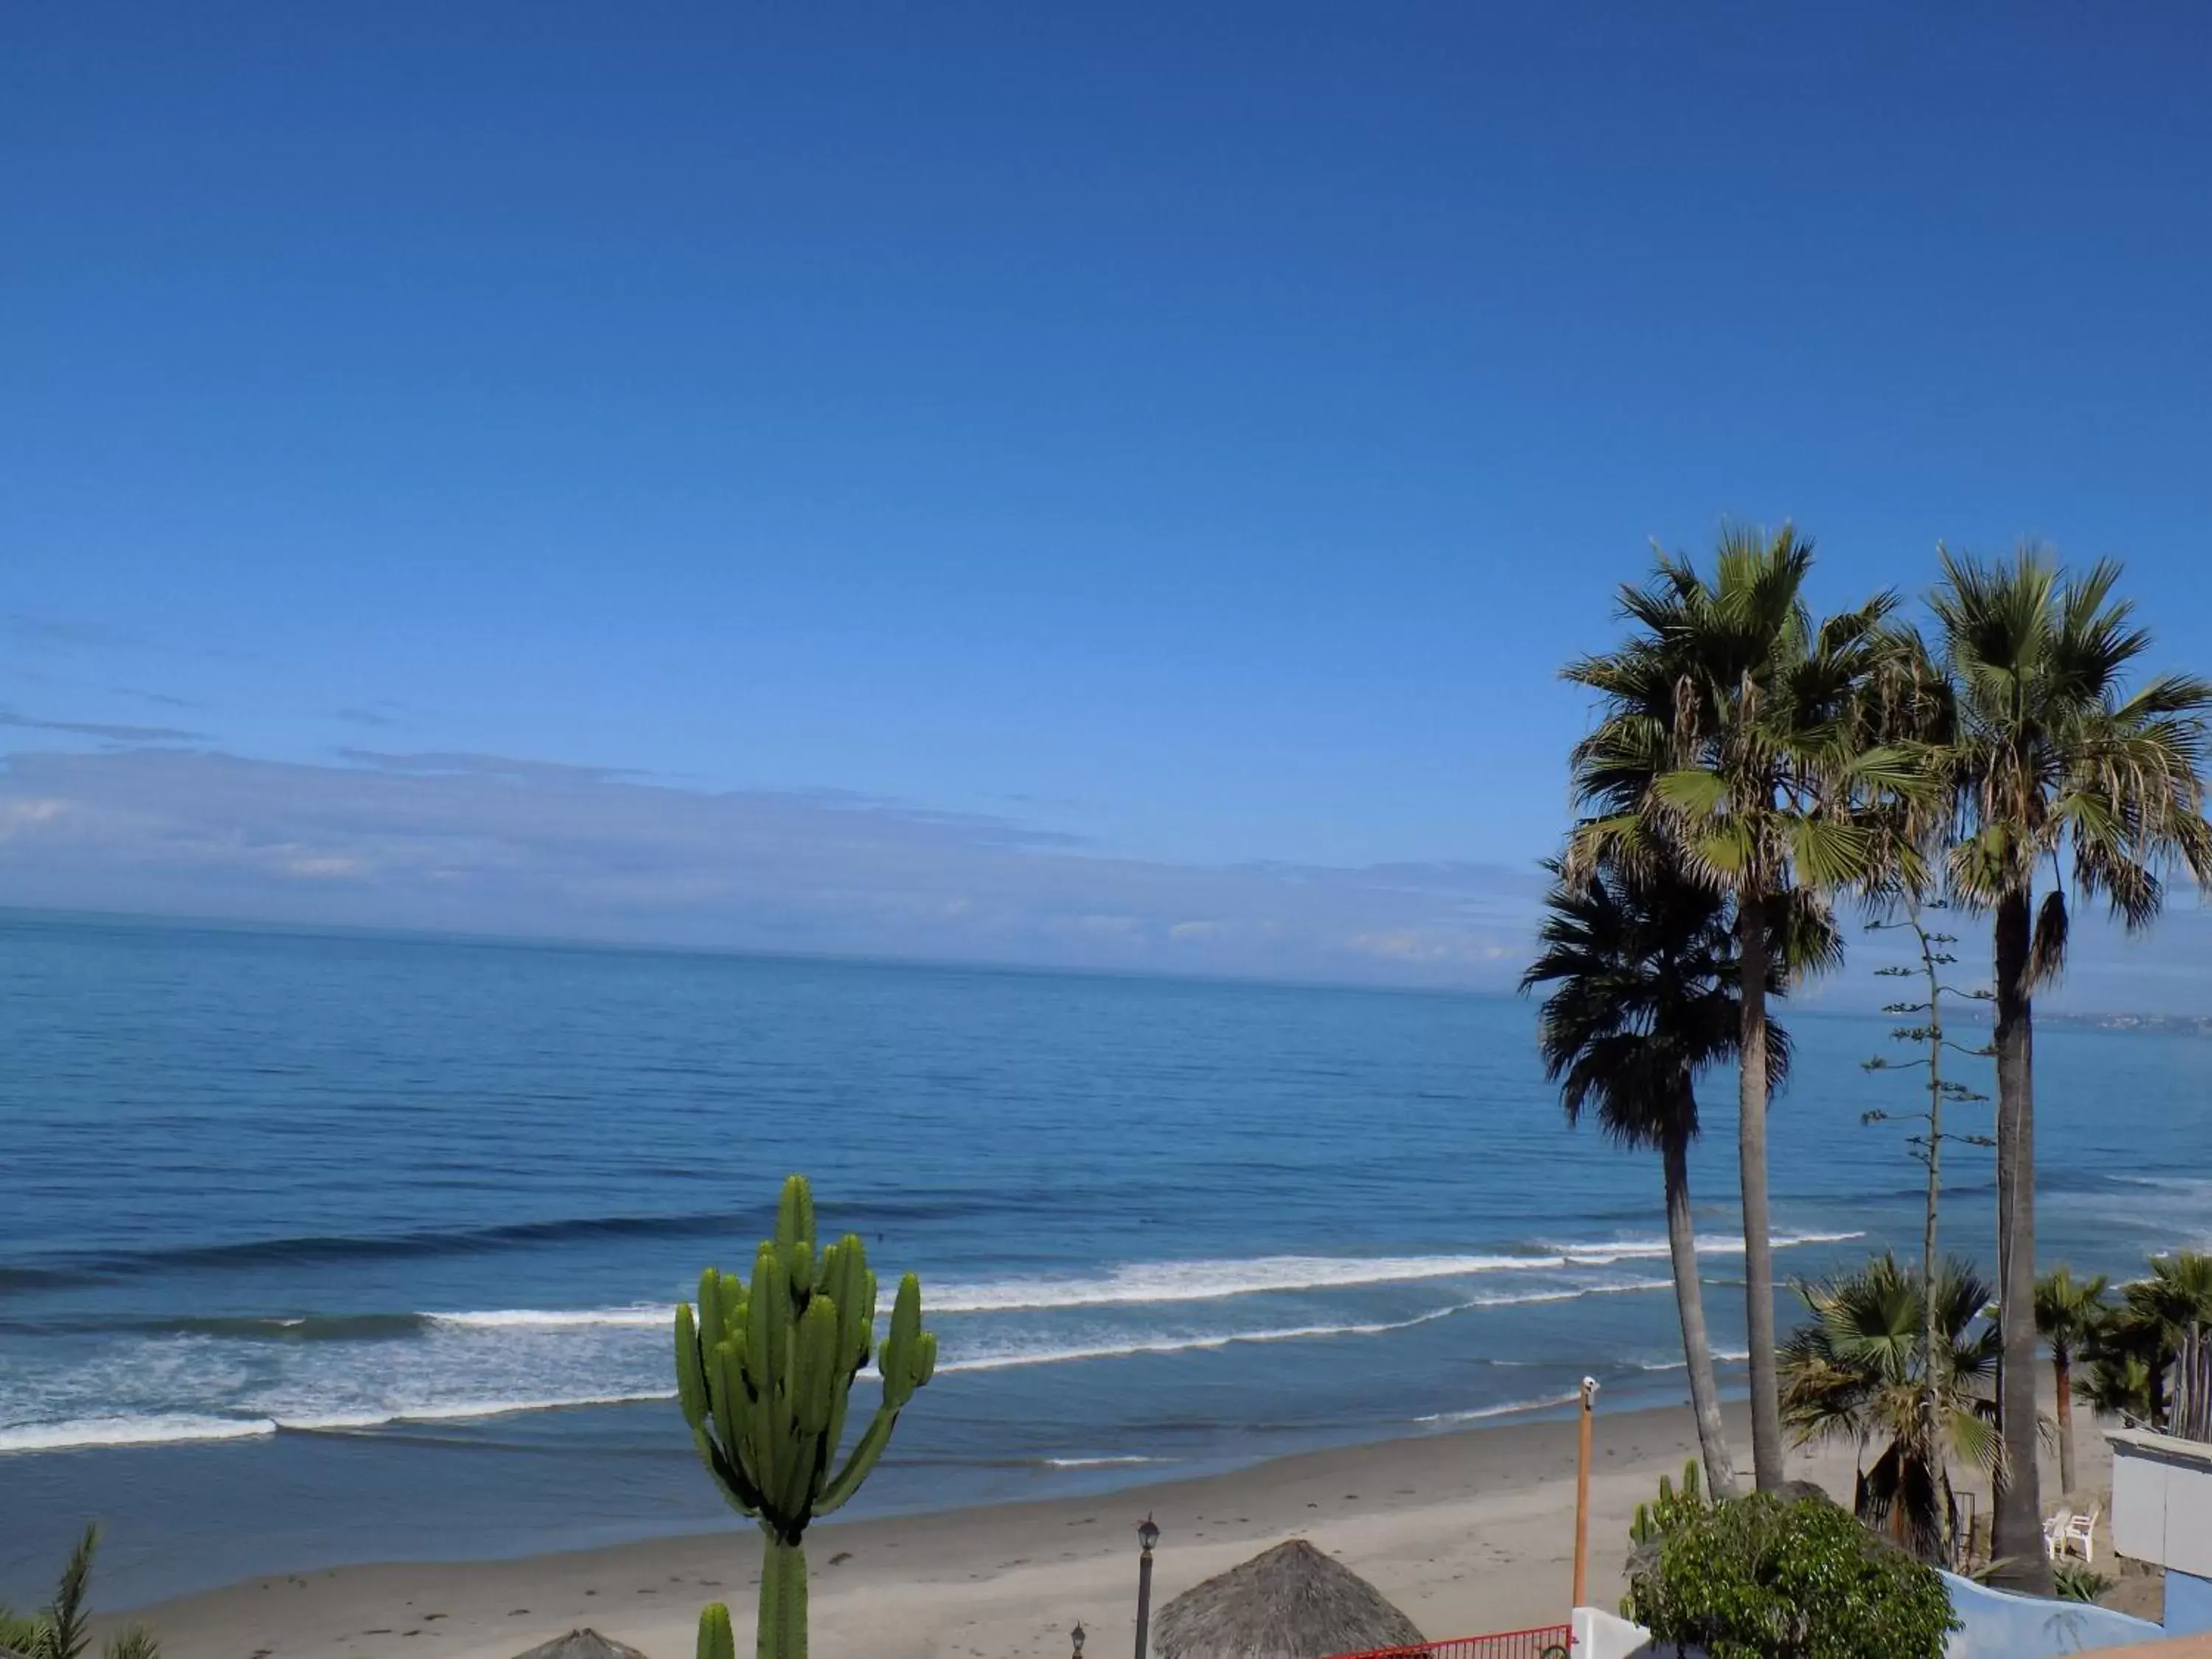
[
  {"x1": 689, "y1": 1419, "x2": 770, "y2": 1517},
  {"x1": 698, "y1": 1602, "x2": 735, "y2": 1659},
  {"x1": 675, "y1": 1304, "x2": 709, "y2": 1430},
  {"x1": 814, "y1": 1406, "x2": 898, "y2": 1516},
  {"x1": 775, "y1": 1175, "x2": 813, "y2": 1253}
]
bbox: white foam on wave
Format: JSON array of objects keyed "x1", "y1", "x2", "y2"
[
  {"x1": 936, "y1": 1279, "x2": 1670, "y2": 1374},
  {"x1": 426, "y1": 1307, "x2": 669, "y2": 1330},
  {"x1": 0, "y1": 1414, "x2": 279, "y2": 1453},
  {"x1": 931, "y1": 1234, "x2": 1860, "y2": 1315},
  {"x1": 1415, "y1": 1392, "x2": 1584, "y2": 1425},
  {"x1": 1043, "y1": 1455, "x2": 1162, "y2": 1468},
  {"x1": 1634, "y1": 1349, "x2": 1751, "y2": 1372},
  {"x1": 280, "y1": 1391, "x2": 676, "y2": 1430},
  {"x1": 1540, "y1": 1231, "x2": 1865, "y2": 1265},
  {"x1": 935, "y1": 1253, "x2": 1571, "y2": 1314},
  {"x1": 0, "y1": 1392, "x2": 680, "y2": 1454}
]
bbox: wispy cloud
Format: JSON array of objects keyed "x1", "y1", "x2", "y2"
[
  {"x1": 336, "y1": 748, "x2": 653, "y2": 787},
  {"x1": 115, "y1": 686, "x2": 203, "y2": 711},
  {"x1": 0, "y1": 708, "x2": 203, "y2": 742},
  {"x1": 0, "y1": 611, "x2": 150, "y2": 651},
  {"x1": 0, "y1": 747, "x2": 1545, "y2": 988}
]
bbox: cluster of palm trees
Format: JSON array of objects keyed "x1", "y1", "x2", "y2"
[
  {"x1": 1524, "y1": 526, "x2": 2212, "y2": 1595},
  {"x1": 2041, "y1": 1254, "x2": 2212, "y2": 1464}
]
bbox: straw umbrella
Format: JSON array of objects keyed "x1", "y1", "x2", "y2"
[
  {"x1": 1151, "y1": 1540, "x2": 1424, "y2": 1659},
  {"x1": 510, "y1": 1631, "x2": 653, "y2": 1659}
]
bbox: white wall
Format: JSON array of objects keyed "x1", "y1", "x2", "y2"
[
  {"x1": 1568, "y1": 1605, "x2": 1692, "y2": 1659},
  {"x1": 2110, "y1": 1429, "x2": 2212, "y2": 1578}
]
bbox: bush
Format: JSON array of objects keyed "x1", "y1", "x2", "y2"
[
  {"x1": 2051, "y1": 1559, "x2": 2115, "y2": 1604},
  {"x1": 1623, "y1": 1491, "x2": 1959, "y2": 1659}
]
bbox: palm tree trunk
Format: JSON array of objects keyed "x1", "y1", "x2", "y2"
[
  {"x1": 1663, "y1": 1128, "x2": 1741, "y2": 1500},
  {"x1": 1990, "y1": 887, "x2": 2048, "y2": 1593},
  {"x1": 2055, "y1": 1349, "x2": 2076, "y2": 1496},
  {"x1": 1735, "y1": 897, "x2": 1784, "y2": 1492}
]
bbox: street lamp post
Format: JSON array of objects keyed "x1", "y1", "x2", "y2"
[
  {"x1": 1571, "y1": 1376, "x2": 1599, "y2": 1611},
  {"x1": 1133, "y1": 1514, "x2": 1161, "y2": 1659},
  {"x1": 1071, "y1": 1623, "x2": 1086, "y2": 1659}
]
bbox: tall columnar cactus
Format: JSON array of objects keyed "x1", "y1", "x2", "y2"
[{"x1": 675, "y1": 1175, "x2": 937, "y2": 1659}]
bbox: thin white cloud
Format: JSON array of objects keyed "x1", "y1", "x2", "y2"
[{"x1": 0, "y1": 747, "x2": 1545, "y2": 989}]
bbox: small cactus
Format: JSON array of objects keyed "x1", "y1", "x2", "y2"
[{"x1": 696, "y1": 1604, "x2": 734, "y2": 1659}]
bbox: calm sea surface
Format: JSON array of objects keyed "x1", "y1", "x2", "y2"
[{"x1": 4, "y1": 911, "x2": 2208, "y2": 1606}]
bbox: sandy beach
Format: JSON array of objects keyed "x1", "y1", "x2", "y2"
[{"x1": 108, "y1": 1393, "x2": 2113, "y2": 1659}]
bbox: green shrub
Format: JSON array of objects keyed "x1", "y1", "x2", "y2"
[
  {"x1": 1623, "y1": 1492, "x2": 1958, "y2": 1659},
  {"x1": 2051, "y1": 1559, "x2": 2114, "y2": 1604}
]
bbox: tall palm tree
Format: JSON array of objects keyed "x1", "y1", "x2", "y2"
[
  {"x1": 1523, "y1": 855, "x2": 1823, "y2": 1498},
  {"x1": 1565, "y1": 526, "x2": 1920, "y2": 1490},
  {"x1": 2034, "y1": 1266, "x2": 2109, "y2": 1496},
  {"x1": 1929, "y1": 549, "x2": 2212, "y2": 1587},
  {"x1": 1779, "y1": 1253, "x2": 2001, "y2": 1566}
]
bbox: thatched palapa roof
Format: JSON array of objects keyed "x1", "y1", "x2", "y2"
[
  {"x1": 510, "y1": 1630, "x2": 652, "y2": 1659},
  {"x1": 1152, "y1": 1539, "x2": 1425, "y2": 1659}
]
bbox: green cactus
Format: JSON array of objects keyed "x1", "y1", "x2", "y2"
[
  {"x1": 675, "y1": 1175, "x2": 938, "y2": 1659},
  {"x1": 696, "y1": 1604, "x2": 734, "y2": 1659}
]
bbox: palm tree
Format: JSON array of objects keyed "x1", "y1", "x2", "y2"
[
  {"x1": 0, "y1": 1528, "x2": 157, "y2": 1659},
  {"x1": 2034, "y1": 1266, "x2": 2110, "y2": 1496},
  {"x1": 1565, "y1": 526, "x2": 1920, "y2": 1490},
  {"x1": 1928, "y1": 548, "x2": 2212, "y2": 1587},
  {"x1": 2087, "y1": 1252, "x2": 2212, "y2": 1427},
  {"x1": 1523, "y1": 855, "x2": 1825, "y2": 1499},
  {"x1": 1779, "y1": 1253, "x2": 2001, "y2": 1566}
]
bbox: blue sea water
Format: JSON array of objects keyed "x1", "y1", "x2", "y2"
[{"x1": 3, "y1": 911, "x2": 2208, "y2": 1607}]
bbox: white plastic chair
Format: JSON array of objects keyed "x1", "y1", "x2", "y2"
[
  {"x1": 2062, "y1": 1503, "x2": 2100, "y2": 1564},
  {"x1": 2042, "y1": 1507, "x2": 2071, "y2": 1561}
]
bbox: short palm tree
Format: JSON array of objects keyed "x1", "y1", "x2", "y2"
[
  {"x1": 1930, "y1": 548, "x2": 2212, "y2": 1587},
  {"x1": 1779, "y1": 1253, "x2": 2001, "y2": 1567},
  {"x1": 1565, "y1": 526, "x2": 1919, "y2": 1490},
  {"x1": 1523, "y1": 855, "x2": 1820, "y2": 1499},
  {"x1": 0, "y1": 1528, "x2": 157, "y2": 1659},
  {"x1": 2034, "y1": 1265, "x2": 2110, "y2": 1496}
]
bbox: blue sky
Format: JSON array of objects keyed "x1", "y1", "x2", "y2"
[{"x1": 5, "y1": 4, "x2": 2212, "y2": 996}]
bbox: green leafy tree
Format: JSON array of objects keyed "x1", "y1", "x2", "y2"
[
  {"x1": 0, "y1": 1528, "x2": 158, "y2": 1659},
  {"x1": 1928, "y1": 547, "x2": 2212, "y2": 1588},
  {"x1": 2034, "y1": 1266, "x2": 2110, "y2": 1495},
  {"x1": 1778, "y1": 1253, "x2": 2000, "y2": 1566},
  {"x1": 1523, "y1": 857, "x2": 1829, "y2": 1499},
  {"x1": 1623, "y1": 1490, "x2": 1960, "y2": 1659},
  {"x1": 1565, "y1": 526, "x2": 1920, "y2": 1490}
]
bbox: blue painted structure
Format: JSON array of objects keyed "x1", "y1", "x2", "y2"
[
  {"x1": 1938, "y1": 1572, "x2": 2167, "y2": 1657},
  {"x1": 2166, "y1": 1568, "x2": 2212, "y2": 1636}
]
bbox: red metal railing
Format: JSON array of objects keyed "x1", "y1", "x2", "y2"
[{"x1": 1329, "y1": 1628, "x2": 1572, "y2": 1659}]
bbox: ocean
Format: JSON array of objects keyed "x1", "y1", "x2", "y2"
[{"x1": 3, "y1": 910, "x2": 2208, "y2": 1608}]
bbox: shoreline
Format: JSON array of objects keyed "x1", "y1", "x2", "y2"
[
  {"x1": 103, "y1": 1398, "x2": 1857, "y2": 1659},
  {"x1": 108, "y1": 1381, "x2": 2107, "y2": 1659}
]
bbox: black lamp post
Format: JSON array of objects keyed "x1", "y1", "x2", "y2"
[
  {"x1": 1133, "y1": 1514, "x2": 1161, "y2": 1659},
  {"x1": 1071, "y1": 1623, "x2": 1085, "y2": 1659}
]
